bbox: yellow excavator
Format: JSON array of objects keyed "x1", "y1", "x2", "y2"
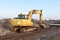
[{"x1": 11, "y1": 10, "x2": 47, "y2": 32}]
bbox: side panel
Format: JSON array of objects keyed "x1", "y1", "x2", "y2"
[{"x1": 11, "y1": 19, "x2": 33, "y2": 27}]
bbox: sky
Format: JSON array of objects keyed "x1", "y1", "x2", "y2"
[{"x1": 0, "y1": 0, "x2": 60, "y2": 20}]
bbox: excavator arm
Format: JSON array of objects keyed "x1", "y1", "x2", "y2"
[{"x1": 27, "y1": 10, "x2": 43, "y2": 26}]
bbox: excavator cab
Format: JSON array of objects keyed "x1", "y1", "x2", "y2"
[{"x1": 18, "y1": 14, "x2": 26, "y2": 19}]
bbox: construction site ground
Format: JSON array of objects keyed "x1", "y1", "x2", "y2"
[{"x1": 0, "y1": 19, "x2": 60, "y2": 40}]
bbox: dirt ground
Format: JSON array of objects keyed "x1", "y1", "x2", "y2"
[
  {"x1": 0, "y1": 27, "x2": 60, "y2": 40},
  {"x1": 0, "y1": 19, "x2": 60, "y2": 40}
]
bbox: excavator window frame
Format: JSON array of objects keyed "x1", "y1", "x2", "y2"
[{"x1": 18, "y1": 15, "x2": 27, "y2": 19}]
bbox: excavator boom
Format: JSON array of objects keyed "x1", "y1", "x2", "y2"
[{"x1": 27, "y1": 10, "x2": 43, "y2": 26}]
